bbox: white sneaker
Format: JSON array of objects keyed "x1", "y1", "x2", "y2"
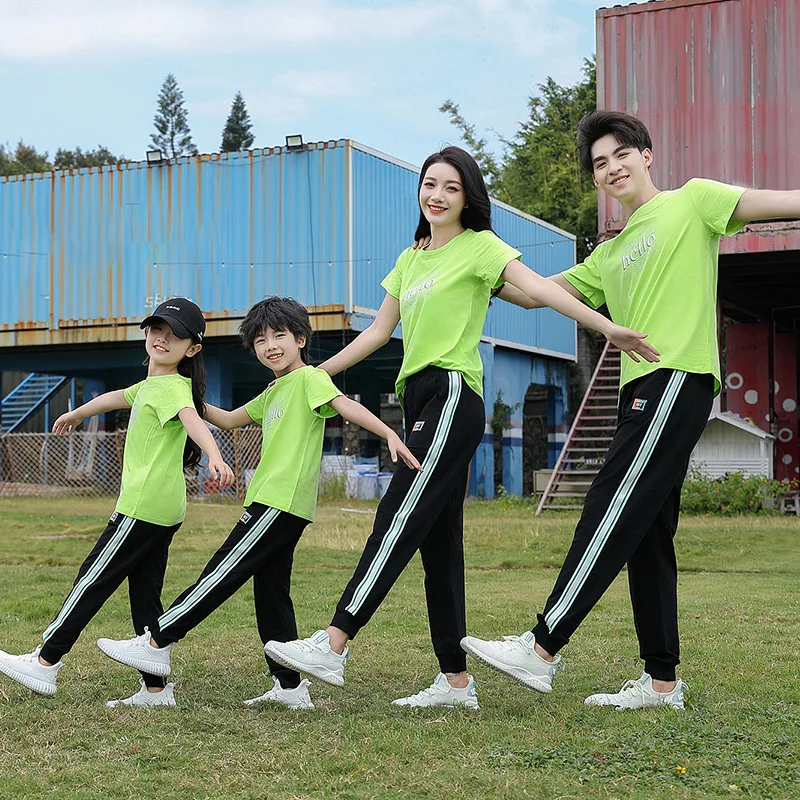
[
  {"x1": 460, "y1": 631, "x2": 564, "y2": 693},
  {"x1": 96, "y1": 629, "x2": 173, "y2": 677},
  {"x1": 392, "y1": 673, "x2": 480, "y2": 710},
  {"x1": 0, "y1": 646, "x2": 62, "y2": 696},
  {"x1": 106, "y1": 679, "x2": 176, "y2": 708},
  {"x1": 244, "y1": 677, "x2": 315, "y2": 710},
  {"x1": 264, "y1": 631, "x2": 349, "y2": 687},
  {"x1": 584, "y1": 672, "x2": 687, "y2": 711}
]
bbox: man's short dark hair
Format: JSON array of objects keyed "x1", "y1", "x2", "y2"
[
  {"x1": 239, "y1": 296, "x2": 313, "y2": 363},
  {"x1": 577, "y1": 110, "x2": 653, "y2": 173}
]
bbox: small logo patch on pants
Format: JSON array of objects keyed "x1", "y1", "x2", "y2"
[
  {"x1": 632, "y1": 398, "x2": 647, "y2": 411},
  {"x1": 412, "y1": 420, "x2": 425, "y2": 432},
  {"x1": 109, "y1": 511, "x2": 119, "y2": 523},
  {"x1": 240, "y1": 511, "x2": 252, "y2": 524}
]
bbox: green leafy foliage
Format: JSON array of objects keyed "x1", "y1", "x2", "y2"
[
  {"x1": 680, "y1": 470, "x2": 796, "y2": 515},
  {"x1": 220, "y1": 91, "x2": 255, "y2": 153},
  {"x1": 0, "y1": 141, "x2": 51, "y2": 175},
  {"x1": 441, "y1": 58, "x2": 598, "y2": 261},
  {"x1": 0, "y1": 142, "x2": 123, "y2": 176},
  {"x1": 150, "y1": 73, "x2": 198, "y2": 158},
  {"x1": 53, "y1": 146, "x2": 122, "y2": 170}
]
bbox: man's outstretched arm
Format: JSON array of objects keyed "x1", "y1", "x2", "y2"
[{"x1": 733, "y1": 189, "x2": 800, "y2": 223}]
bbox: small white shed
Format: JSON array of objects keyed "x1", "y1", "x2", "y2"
[{"x1": 689, "y1": 411, "x2": 774, "y2": 479}]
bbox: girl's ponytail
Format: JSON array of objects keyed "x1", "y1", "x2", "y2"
[{"x1": 178, "y1": 350, "x2": 207, "y2": 470}]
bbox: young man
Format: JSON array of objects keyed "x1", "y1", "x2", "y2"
[
  {"x1": 462, "y1": 109, "x2": 800, "y2": 710},
  {"x1": 96, "y1": 296, "x2": 420, "y2": 709}
]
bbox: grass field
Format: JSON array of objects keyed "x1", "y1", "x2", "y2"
[{"x1": 0, "y1": 497, "x2": 798, "y2": 799}]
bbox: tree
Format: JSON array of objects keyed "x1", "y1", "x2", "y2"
[
  {"x1": 442, "y1": 58, "x2": 598, "y2": 260},
  {"x1": 438, "y1": 100, "x2": 503, "y2": 194},
  {"x1": 53, "y1": 145, "x2": 122, "y2": 170},
  {"x1": 220, "y1": 91, "x2": 255, "y2": 152},
  {"x1": 0, "y1": 141, "x2": 51, "y2": 176},
  {"x1": 150, "y1": 73, "x2": 198, "y2": 159}
]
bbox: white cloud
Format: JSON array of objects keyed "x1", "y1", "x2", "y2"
[
  {"x1": 2, "y1": 0, "x2": 586, "y2": 71},
  {"x1": 0, "y1": 0, "x2": 450, "y2": 62}
]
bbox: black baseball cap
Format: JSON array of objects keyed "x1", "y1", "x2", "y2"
[{"x1": 140, "y1": 298, "x2": 206, "y2": 343}]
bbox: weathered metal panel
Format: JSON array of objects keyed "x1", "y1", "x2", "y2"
[
  {"x1": 351, "y1": 144, "x2": 419, "y2": 313},
  {"x1": 350, "y1": 143, "x2": 577, "y2": 358},
  {"x1": 488, "y1": 201, "x2": 577, "y2": 358},
  {"x1": 597, "y1": 0, "x2": 800, "y2": 254},
  {"x1": 0, "y1": 142, "x2": 349, "y2": 333}
]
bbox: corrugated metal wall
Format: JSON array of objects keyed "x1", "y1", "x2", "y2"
[
  {"x1": 597, "y1": 0, "x2": 800, "y2": 253},
  {"x1": 1, "y1": 140, "x2": 575, "y2": 358},
  {"x1": 350, "y1": 143, "x2": 576, "y2": 357},
  {"x1": 488, "y1": 201, "x2": 576, "y2": 357},
  {"x1": 0, "y1": 142, "x2": 349, "y2": 331}
]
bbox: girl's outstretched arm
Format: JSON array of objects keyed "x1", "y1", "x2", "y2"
[
  {"x1": 328, "y1": 395, "x2": 422, "y2": 472},
  {"x1": 204, "y1": 404, "x2": 254, "y2": 430},
  {"x1": 502, "y1": 260, "x2": 661, "y2": 364},
  {"x1": 52, "y1": 389, "x2": 130, "y2": 435},
  {"x1": 178, "y1": 407, "x2": 235, "y2": 488},
  {"x1": 318, "y1": 294, "x2": 401, "y2": 377}
]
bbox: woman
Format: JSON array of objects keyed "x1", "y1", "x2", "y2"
[{"x1": 265, "y1": 146, "x2": 658, "y2": 708}]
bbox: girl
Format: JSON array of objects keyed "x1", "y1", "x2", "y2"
[
  {"x1": 265, "y1": 146, "x2": 659, "y2": 709},
  {"x1": 0, "y1": 298, "x2": 234, "y2": 706}
]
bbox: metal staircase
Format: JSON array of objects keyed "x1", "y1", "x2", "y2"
[
  {"x1": 1, "y1": 373, "x2": 68, "y2": 432},
  {"x1": 536, "y1": 342, "x2": 620, "y2": 513}
]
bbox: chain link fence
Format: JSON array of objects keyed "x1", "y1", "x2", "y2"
[{"x1": 0, "y1": 427, "x2": 266, "y2": 501}]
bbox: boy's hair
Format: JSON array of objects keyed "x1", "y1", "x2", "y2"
[
  {"x1": 239, "y1": 296, "x2": 313, "y2": 363},
  {"x1": 577, "y1": 110, "x2": 653, "y2": 173}
]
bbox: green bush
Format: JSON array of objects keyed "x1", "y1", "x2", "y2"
[{"x1": 680, "y1": 470, "x2": 795, "y2": 515}]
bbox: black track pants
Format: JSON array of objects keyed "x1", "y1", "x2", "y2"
[
  {"x1": 154, "y1": 504, "x2": 308, "y2": 689},
  {"x1": 532, "y1": 369, "x2": 714, "y2": 681},
  {"x1": 331, "y1": 367, "x2": 484, "y2": 674},
  {"x1": 40, "y1": 512, "x2": 179, "y2": 688}
]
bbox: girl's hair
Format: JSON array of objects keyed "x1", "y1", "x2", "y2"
[
  {"x1": 414, "y1": 146, "x2": 493, "y2": 241},
  {"x1": 178, "y1": 350, "x2": 206, "y2": 470},
  {"x1": 576, "y1": 110, "x2": 653, "y2": 173},
  {"x1": 239, "y1": 296, "x2": 313, "y2": 364}
]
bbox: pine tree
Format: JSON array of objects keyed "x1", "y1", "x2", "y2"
[
  {"x1": 150, "y1": 73, "x2": 198, "y2": 159},
  {"x1": 220, "y1": 92, "x2": 255, "y2": 152}
]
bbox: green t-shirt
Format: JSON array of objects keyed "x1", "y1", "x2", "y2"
[
  {"x1": 244, "y1": 366, "x2": 342, "y2": 522},
  {"x1": 116, "y1": 374, "x2": 195, "y2": 526},
  {"x1": 381, "y1": 228, "x2": 521, "y2": 399},
  {"x1": 563, "y1": 178, "x2": 747, "y2": 394}
]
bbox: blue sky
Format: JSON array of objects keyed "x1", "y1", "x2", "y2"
[{"x1": 0, "y1": 0, "x2": 628, "y2": 169}]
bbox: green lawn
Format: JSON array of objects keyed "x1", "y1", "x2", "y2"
[{"x1": 0, "y1": 497, "x2": 798, "y2": 799}]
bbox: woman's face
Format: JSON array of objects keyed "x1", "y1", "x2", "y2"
[{"x1": 419, "y1": 161, "x2": 466, "y2": 228}]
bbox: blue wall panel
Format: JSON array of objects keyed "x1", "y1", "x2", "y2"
[
  {"x1": 351, "y1": 146, "x2": 419, "y2": 312},
  {"x1": 0, "y1": 143, "x2": 349, "y2": 328},
  {"x1": 1, "y1": 140, "x2": 575, "y2": 360}
]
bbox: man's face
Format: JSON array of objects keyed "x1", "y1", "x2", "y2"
[{"x1": 590, "y1": 133, "x2": 653, "y2": 202}]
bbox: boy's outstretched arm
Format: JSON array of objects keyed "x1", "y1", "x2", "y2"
[
  {"x1": 733, "y1": 190, "x2": 800, "y2": 223},
  {"x1": 178, "y1": 407, "x2": 235, "y2": 488},
  {"x1": 328, "y1": 395, "x2": 422, "y2": 472},
  {"x1": 204, "y1": 403, "x2": 255, "y2": 431},
  {"x1": 52, "y1": 389, "x2": 130, "y2": 434}
]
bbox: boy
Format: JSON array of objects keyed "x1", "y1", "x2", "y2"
[
  {"x1": 97, "y1": 296, "x2": 420, "y2": 708},
  {"x1": 462, "y1": 110, "x2": 800, "y2": 709}
]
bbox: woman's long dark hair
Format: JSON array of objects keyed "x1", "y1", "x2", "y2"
[
  {"x1": 414, "y1": 146, "x2": 494, "y2": 241},
  {"x1": 177, "y1": 350, "x2": 207, "y2": 470}
]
